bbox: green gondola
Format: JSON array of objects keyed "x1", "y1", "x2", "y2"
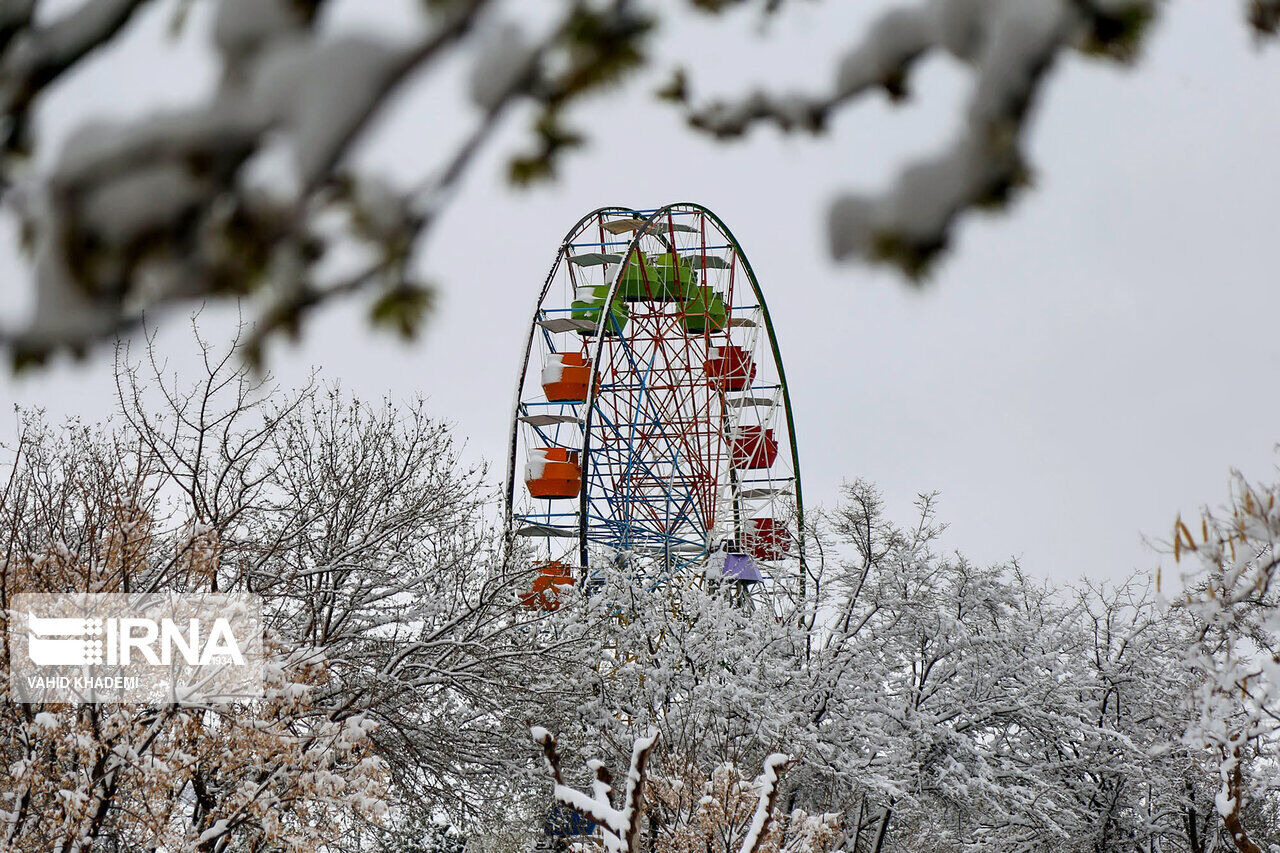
[
  {"x1": 679, "y1": 285, "x2": 726, "y2": 334},
  {"x1": 570, "y1": 284, "x2": 629, "y2": 334},
  {"x1": 616, "y1": 251, "x2": 697, "y2": 302}
]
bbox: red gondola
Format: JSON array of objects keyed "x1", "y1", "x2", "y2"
[
  {"x1": 744, "y1": 518, "x2": 789, "y2": 560},
  {"x1": 731, "y1": 426, "x2": 778, "y2": 469},
  {"x1": 704, "y1": 344, "x2": 756, "y2": 391}
]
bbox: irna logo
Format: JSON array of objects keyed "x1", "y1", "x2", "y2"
[
  {"x1": 26, "y1": 613, "x2": 246, "y2": 667},
  {"x1": 10, "y1": 593, "x2": 263, "y2": 704}
]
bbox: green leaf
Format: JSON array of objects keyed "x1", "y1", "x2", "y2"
[{"x1": 370, "y1": 284, "x2": 436, "y2": 341}]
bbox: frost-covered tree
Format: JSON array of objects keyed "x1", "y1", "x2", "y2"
[
  {"x1": 1167, "y1": 472, "x2": 1280, "y2": 853},
  {"x1": 1, "y1": 326, "x2": 1267, "y2": 851},
  {"x1": 0, "y1": 0, "x2": 1275, "y2": 366},
  {"x1": 0, "y1": 326, "x2": 562, "y2": 851},
  {"x1": 516, "y1": 478, "x2": 1213, "y2": 853}
]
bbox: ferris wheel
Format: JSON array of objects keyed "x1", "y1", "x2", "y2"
[{"x1": 504, "y1": 203, "x2": 805, "y2": 601}]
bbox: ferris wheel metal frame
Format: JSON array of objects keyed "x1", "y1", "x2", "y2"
[{"x1": 504, "y1": 202, "x2": 806, "y2": 588}]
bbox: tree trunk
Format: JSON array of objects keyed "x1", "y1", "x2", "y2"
[
  {"x1": 871, "y1": 805, "x2": 892, "y2": 853},
  {"x1": 1221, "y1": 749, "x2": 1263, "y2": 853},
  {"x1": 1184, "y1": 777, "x2": 1205, "y2": 853},
  {"x1": 847, "y1": 798, "x2": 864, "y2": 853}
]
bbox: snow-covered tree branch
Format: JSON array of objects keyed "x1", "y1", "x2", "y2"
[
  {"x1": 0, "y1": 0, "x2": 650, "y2": 367},
  {"x1": 1168, "y1": 472, "x2": 1280, "y2": 853},
  {"x1": 0, "y1": 0, "x2": 1274, "y2": 366},
  {"x1": 532, "y1": 727, "x2": 796, "y2": 853},
  {"x1": 681, "y1": 0, "x2": 1276, "y2": 278},
  {"x1": 533, "y1": 726, "x2": 659, "y2": 853}
]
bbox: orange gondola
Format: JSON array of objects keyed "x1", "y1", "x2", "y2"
[
  {"x1": 521, "y1": 561, "x2": 575, "y2": 610},
  {"x1": 542, "y1": 352, "x2": 594, "y2": 402},
  {"x1": 526, "y1": 448, "x2": 582, "y2": 499}
]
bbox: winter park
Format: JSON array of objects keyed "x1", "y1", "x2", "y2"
[{"x1": 0, "y1": 0, "x2": 1279, "y2": 851}]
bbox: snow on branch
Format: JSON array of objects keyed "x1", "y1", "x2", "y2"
[
  {"x1": 532, "y1": 726, "x2": 792, "y2": 853},
  {"x1": 687, "y1": 0, "x2": 1160, "y2": 277},
  {"x1": 738, "y1": 753, "x2": 791, "y2": 853},
  {"x1": 533, "y1": 725, "x2": 659, "y2": 853},
  {"x1": 0, "y1": 0, "x2": 155, "y2": 150},
  {"x1": 0, "y1": 0, "x2": 489, "y2": 366},
  {"x1": 0, "y1": 0, "x2": 660, "y2": 368},
  {"x1": 1170, "y1": 472, "x2": 1280, "y2": 853},
  {"x1": 1, "y1": 0, "x2": 1274, "y2": 360}
]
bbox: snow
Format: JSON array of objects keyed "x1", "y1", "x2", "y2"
[
  {"x1": 835, "y1": 8, "x2": 932, "y2": 95},
  {"x1": 469, "y1": 22, "x2": 534, "y2": 111},
  {"x1": 686, "y1": 0, "x2": 1156, "y2": 273},
  {"x1": 197, "y1": 819, "x2": 230, "y2": 844},
  {"x1": 2, "y1": 0, "x2": 463, "y2": 353},
  {"x1": 250, "y1": 37, "x2": 412, "y2": 184},
  {"x1": 705, "y1": 548, "x2": 727, "y2": 580},
  {"x1": 525, "y1": 449, "x2": 549, "y2": 482},
  {"x1": 1215, "y1": 786, "x2": 1236, "y2": 818},
  {"x1": 542, "y1": 354, "x2": 567, "y2": 385},
  {"x1": 213, "y1": 0, "x2": 306, "y2": 65},
  {"x1": 80, "y1": 163, "x2": 208, "y2": 247},
  {"x1": 534, "y1": 728, "x2": 660, "y2": 853},
  {"x1": 828, "y1": 0, "x2": 1085, "y2": 263},
  {"x1": 4, "y1": 10, "x2": 422, "y2": 348},
  {"x1": 738, "y1": 753, "x2": 789, "y2": 853}
]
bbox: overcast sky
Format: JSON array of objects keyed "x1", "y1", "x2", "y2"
[{"x1": 2, "y1": 0, "x2": 1278, "y2": 587}]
